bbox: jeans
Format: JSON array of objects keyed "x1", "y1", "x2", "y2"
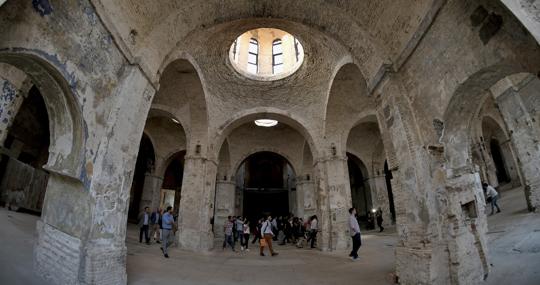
[
  {"x1": 162, "y1": 229, "x2": 172, "y2": 254},
  {"x1": 491, "y1": 195, "x2": 501, "y2": 214},
  {"x1": 224, "y1": 234, "x2": 235, "y2": 250},
  {"x1": 350, "y1": 233, "x2": 361, "y2": 258},
  {"x1": 309, "y1": 230, "x2": 317, "y2": 248},
  {"x1": 139, "y1": 225, "x2": 149, "y2": 243},
  {"x1": 237, "y1": 231, "x2": 244, "y2": 245}
]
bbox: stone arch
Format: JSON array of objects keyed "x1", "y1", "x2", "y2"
[
  {"x1": 127, "y1": 133, "x2": 156, "y2": 221},
  {"x1": 213, "y1": 107, "x2": 319, "y2": 162},
  {"x1": 158, "y1": 150, "x2": 187, "y2": 180},
  {"x1": 155, "y1": 57, "x2": 209, "y2": 154},
  {"x1": 481, "y1": 115, "x2": 520, "y2": 188},
  {"x1": 324, "y1": 62, "x2": 373, "y2": 153},
  {"x1": 232, "y1": 147, "x2": 298, "y2": 177},
  {"x1": 442, "y1": 63, "x2": 535, "y2": 171},
  {"x1": 346, "y1": 152, "x2": 373, "y2": 220},
  {"x1": 234, "y1": 150, "x2": 297, "y2": 219},
  {"x1": 0, "y1": 51, "x2": 85, "y2": 181}
]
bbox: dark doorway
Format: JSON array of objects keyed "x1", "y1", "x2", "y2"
[
  {"x1": 490, "y1": 139, "x2": 510, "y2": 184},
  {"x1": 347, "y1": 153, "x2": 372, "y2": 219},
  {"x1": 161, "y1": 151, "x2": 185, "y2": 214},
  {"x1": 384, "y1": 160, "x2": 396, "y2": 223},
  {"x1": 237, "y1": 152, "x2": 294, "y2": 220},
  {"x1": 0, "y1": 85, "x2": 50, "y2": 214},
  {"x1": 127, "y1": 134, "x2": 155, "y2": 222}
]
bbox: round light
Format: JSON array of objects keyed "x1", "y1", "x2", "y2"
[{"x1": 254, "y1": 119, "x2": 278, "y2": 127}]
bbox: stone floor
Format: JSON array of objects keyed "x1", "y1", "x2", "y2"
[{"x1": 0, "y1": 187, "x2": 539, "y2": 284}]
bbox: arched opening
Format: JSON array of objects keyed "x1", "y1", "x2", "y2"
[
  {"x1": 384, "y1": 160, "x2": 396, "y2": 223},
  {"x1": 160, "y1": 151, "x2": 185, "y2": 215},
  {"x1": 346, "y1": 153, "x2": 372, "y2": 228},
  {"x1": 235, "y1": 151, "x2": 295, "y2": 221},
  {"x1": 127, "y1": 134, "x2": 155, "y2": 222},
  {"x1": 478, "y1": 115, "x2": 520, "y2": 189},
  {"x1": 0, "y1": 85, "x2": 50, "y2": 213},
  {"x1": 489, "y1": 139, "x2": 510, "y2": 184}
]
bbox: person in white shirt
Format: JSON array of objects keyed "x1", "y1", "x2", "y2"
[
  {"x1": 308, "y1": 215, "x2": 318, "y2": 249},
  {"x1": 483, "y1": 183, "x2": 501, "y2": 215},
  {"x1": 348, "y1": 208, "x2": 361, "y2": 260}
]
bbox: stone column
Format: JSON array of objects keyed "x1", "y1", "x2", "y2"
[
  {"x1": 302, "y1": 179, "x2": 317, "y2": 219},
  {"x1": 177, "y1": 155, "x2": 217, "y2": 251},
  {"x1": 295, "y1": 177, "x2": 305, "y2": 218},
  {"x1": 316, "y1": 156, "x2": 351, "y2": 251},
  {"x1": 83, "y1": 66, "x2": 154, "y2": 285},
  {"x1": 139, "y1": 174, "x2": 164, "y2": 212},
  {"x1": 214, "y1": 179, "x2": 235, "y2": 240},
  {"x1": 492, "y1": 76, "x2": 540, "y2": 211},
  {"x1": 366, "y1": 175, "x2": 392, "y2": 227}
]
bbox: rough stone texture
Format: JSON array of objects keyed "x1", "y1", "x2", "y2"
[
  {"x1": 491, "y1": 76, "x2": 540, "y2": 212},
  {"x1": 0, "y1": 0, "x2": 539, "y2": 284}
]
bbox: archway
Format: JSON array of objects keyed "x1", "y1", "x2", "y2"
[
  {"x1": 160, "y1": 151, "x2": 185, "y2": 216},
  {"x1": 235, "y1": 151, "x2": 295, "y2": 221},
  {"x1": 480, "y1": 116, "x2": 520, "y2": 189},
  {"x1": 127, "y1": 134, "x2": 155, "y2": 222},
  {"x1": 346, "y1": 153, "x2": 372, "y2": 228},
  {"x1": 489, "y1": 139, "x2": 510, "y2": 184},
  {"x1": 0, "y1": 85, "x2": 50, "y2": 213}
]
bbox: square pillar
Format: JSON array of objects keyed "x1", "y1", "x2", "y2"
[
  {"x1": 177, "y1": 156, "x2": 217, "y2": 251},
  {"x1": 316, "y1": 156, "x2": 351, "y2": 251},
  {"x1": 214, "y1": 180, "x2": 235, "y2": 240}
]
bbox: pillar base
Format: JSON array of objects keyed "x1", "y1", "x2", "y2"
[{"x1": 35, "y1": 220, "x2": 83, "y2": 285}]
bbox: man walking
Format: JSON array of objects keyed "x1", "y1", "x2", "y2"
[
  {"x1": 483, "y1": 183, "x2": 501, "y2": 215},
  {"x1": 235, "y1": 216, "x2": 244, "y2": 249},
  {"x1": 349, "y1": 208, "x2": 361, "y2": 261},
  {"x1": 161, "y1": 206, "x2": 174, "y2": 258},
  {"x1": 138, "y1": 207, "x2": 151, "y2": 244},
  {"x1": 260, "y1": 215, "x2": 278, "y2": 257},
  {"x1": 223, "y1": 216, "x2": 235, "y2": 251}
]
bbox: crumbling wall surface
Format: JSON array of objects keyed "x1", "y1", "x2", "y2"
[
  {"x1": 384, "y1": 0, "x2": 540, "y2": 284},
  {"x1": 0, "y1": 1, "x2": 154, "y2": 285}
]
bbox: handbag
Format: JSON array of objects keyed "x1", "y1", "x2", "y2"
[{"x1": 260, "y1": 238, "x2": 267, "y2": 247}]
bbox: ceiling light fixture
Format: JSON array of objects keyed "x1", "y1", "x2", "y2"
[
  {"x1": 254, "y1": 119, "x2": 278, "y2": 127},
  {"x1": 171, "y1": 118, "x2": 180, "y2": 124}
]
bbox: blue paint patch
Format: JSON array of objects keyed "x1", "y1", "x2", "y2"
[
  {"x1": 2, "y1": 80, "x2": 16, "y2": 102},
  {"x1": 32, "y1": 0, "x2": 53, "y2": 16}
]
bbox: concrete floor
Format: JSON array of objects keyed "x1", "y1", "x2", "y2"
[{"x1": 0, "y1": 187, "x2": 539, "y2": 284}]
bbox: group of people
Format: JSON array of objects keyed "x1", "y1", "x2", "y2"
[
  {"x1": 138, "y1": 206, "x2": 176, "y2": 258},
  {"x1": 139, "y1": 183, "x2": 502, "y2": 262},
  {"x1": 222, "y1": 214, "x2": 320, "y2": 256}
]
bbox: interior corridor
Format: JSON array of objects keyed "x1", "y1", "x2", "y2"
[{"x1": 1, "y1": 187, "x2": 538, "y2": 284}]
